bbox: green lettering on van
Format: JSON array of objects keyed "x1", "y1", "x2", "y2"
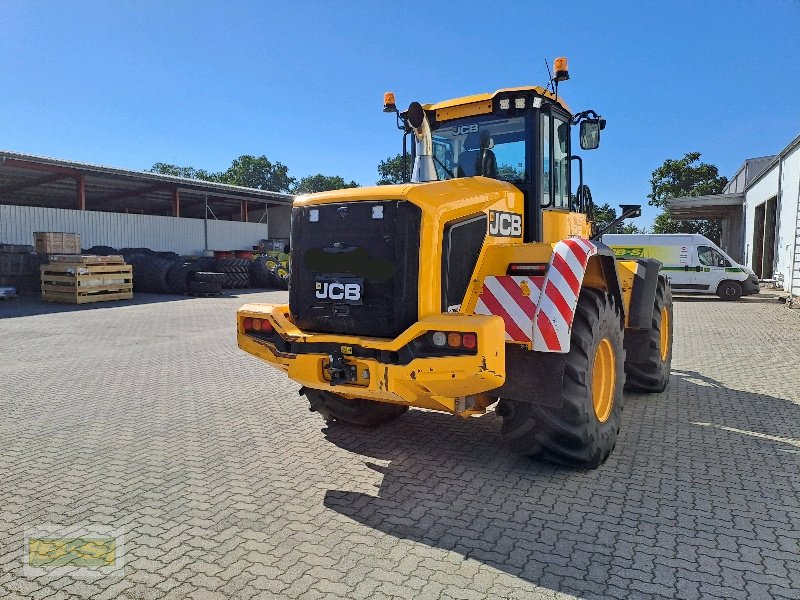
[{"x1": 611, "y1": 247, "x2": 645, "y2": 258}]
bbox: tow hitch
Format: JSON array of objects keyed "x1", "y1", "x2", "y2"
[{"x1": 325, "y1": 351, "x2": 358, "y2": 386}]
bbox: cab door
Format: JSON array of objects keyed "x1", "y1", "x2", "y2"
[{"x1": 692, "y1": 245, "x2": 729, "y2": 292}]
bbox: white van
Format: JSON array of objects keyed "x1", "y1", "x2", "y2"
[{"x1": 602, "y1": 233, "x2": 760, "y2": 300}]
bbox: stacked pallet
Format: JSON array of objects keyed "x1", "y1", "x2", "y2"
[
  {"x1": 33, "y1": 232, "x2": 81, "y2": 255},
  {"x1": 40, "y1": 255, "x2": 133, "y2": 304}
]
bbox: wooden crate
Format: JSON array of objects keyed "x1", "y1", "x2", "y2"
[
  {"x1": 47, "y1": 254, "x2": 124, "y2": 265},
  {"x1": 33, "y1": 232, "x2": 81, "y2": 255},
  {"x1": 40, "y1": 262, "x2": 133, "y2": 304}
]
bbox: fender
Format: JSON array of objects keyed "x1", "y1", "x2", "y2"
[{"x1": 474, "y1": 238, "x2": 625, "y2": 354}]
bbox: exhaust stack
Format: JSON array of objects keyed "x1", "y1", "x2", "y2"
[{"x1": 407, "y1": 102, "x2": 437, "y2": 183}]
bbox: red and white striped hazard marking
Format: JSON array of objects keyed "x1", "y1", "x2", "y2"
[
  {"x1": 474, "y1": 275, "x2": 545, "y2": 344},
  {"x1": 474, "y1": 238, "x2": 597, "y2": 352}
]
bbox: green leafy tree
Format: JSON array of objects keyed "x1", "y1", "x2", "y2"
[
  {"x1": 293, "y1": 174, "x2": 360, "y2": 194},
  {"x1": 377, "y1": 153, "x2": 411, "y2": 185},
  {"x1": 648, "y1": 152, "x2": 727, "y2": 243},
  {"x1": 217, "y1": 155, "x2": 295, "y2": 192},
  {"x1": 149, "y1": 163, "x2": 220, "y2": 181}
]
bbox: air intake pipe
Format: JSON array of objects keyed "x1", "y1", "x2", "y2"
[{"x1": 407, "y1": 102, "x2": 437, "y2": 183}]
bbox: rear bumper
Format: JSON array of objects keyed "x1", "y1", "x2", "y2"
[{"x1": 236, "y1": 303, "x2": 506, "y2": 412}]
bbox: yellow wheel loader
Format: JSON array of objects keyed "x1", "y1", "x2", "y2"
[{"x1": 237, "y1": 58, "x2": 673, "y2": 468}]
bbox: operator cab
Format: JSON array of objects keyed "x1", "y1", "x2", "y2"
[{"x1": 385, "y1": 60, "x2": 607, "y2": 243}]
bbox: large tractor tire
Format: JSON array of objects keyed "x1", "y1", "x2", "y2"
[
  {"x1": 305, "y1": 389, "x2": 408, "y2": 427},
  {"x1": 625, "y1": 275, "x2": 673, "y2": 392},
  {"x1": 250, "y1": 256, "x2": 274, "y2": 288},
  {"x1": 497, "y1": 289, "x2": 625, "y2": 469},
  {"x1": 166, "y1": 261, "x2": 201, "y2": 294}
]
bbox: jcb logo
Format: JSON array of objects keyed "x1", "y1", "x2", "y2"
[
  {"x1": 315, "y1": 281, "x2": 362, "y2": 302},
  {"x1": 452, "y1": 123, "x2": 479, "y2": 136},
  {"x1": 488, "y1": 210, "x2": 522, "y2": 238}
]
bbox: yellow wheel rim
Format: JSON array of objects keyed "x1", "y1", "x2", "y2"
[
  {"x1": 660, "y1": 306, "x2": 670, "y2": 362},
  {"x1": 592, "y1": 338, "x2": 616, "y2": 423}
]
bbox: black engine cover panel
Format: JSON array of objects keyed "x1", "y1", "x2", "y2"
[{"x1": 289, "y1": 201, "x2": 421, "y2": 338}]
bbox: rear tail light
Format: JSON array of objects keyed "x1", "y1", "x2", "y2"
[
  {"x1": 430, "y1": 332, "x2": 447, "y2": 347},
  {"x1": 243, "y1": 317, "x2": 274, "y2": 333},
  {"x1": 447, "y1": 332, "x2": 462, "y2": 347},
  {"x1": 461, "y1": 333, "x2": 477, "y2": 349},
  {"x1": 426, "y1": 330, "x2": 477, "y2": 352}
]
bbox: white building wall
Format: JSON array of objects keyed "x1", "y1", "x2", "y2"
[
  {"x1": 777, "y1": 147, "x2": 800, "y2": 287},
  {"x1": 744, "y1": 168, "x2": 779, "y2": 267},
  {"x1": 742, "y1": 145, "x2": 800, "y2": 290},
  {"x1": 0, "y1": 205, "x2": 271, "y2": 255}
]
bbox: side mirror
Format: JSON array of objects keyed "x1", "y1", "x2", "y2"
[{"x1": 580, "y1": 120, "x2": 601, "y2": 150}]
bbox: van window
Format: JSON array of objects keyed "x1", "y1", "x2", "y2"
[{"x1": 698, "y1": 246, "x2": 730, "y2": 268}]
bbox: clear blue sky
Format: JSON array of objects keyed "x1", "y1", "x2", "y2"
[{"x1": 2, "y1": 1, "x2": 799, "y2": 227}]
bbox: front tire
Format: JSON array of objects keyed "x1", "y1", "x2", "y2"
[
  {"x1": 497, "y1": 289, "x2": 625, "y2": 469},
  {"x1": 305, "y1": 389, "x2": 408, "y2": 426},
  {"x1": 717, "y1": 280, "x2": 742, "y2": 301},
  {"x1": 625, "y1": 275, "x2": 673, "y2": 392}
]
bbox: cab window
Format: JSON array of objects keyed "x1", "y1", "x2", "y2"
[
  {"x1": 430, "y1": 115, "x2": 527, "y2": 182},
  {"x1": 697, "y1": 246, "x2": 731, "y2": 267},
  {"x1": 553, "y1": 117, "x2": 569, "y2": 208},
  {"x1": 541, "y1": 113, "x2": 551, "y2": 206}
]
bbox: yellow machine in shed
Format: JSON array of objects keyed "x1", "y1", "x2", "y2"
[{"x1": 238, "y1": 58, "x2": 672, "y2": 468}]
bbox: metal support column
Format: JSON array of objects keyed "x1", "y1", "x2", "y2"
[
  {"x1": 204, "y1": 195, "x2": 209, "y2": 251},
  {"x1": 76, "y1": 174, "x2": 86, "y2": 210},
  {"x1": 172, "y1": 187, "x2": 180, "y2": 217}
]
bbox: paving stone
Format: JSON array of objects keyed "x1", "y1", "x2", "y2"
[{"x1": 0, "y1": 291, "x2": 798, "y2": 599}]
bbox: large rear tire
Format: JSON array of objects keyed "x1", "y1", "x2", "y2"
[
  {"x1": 497, "y1": 289, "x2": 625, "y2": 469},
  {"x1": 625, "y1": 275, "x2": 673, "y2": 392},
  {"x1": 305, "y1": 389, "x2": 408, "y2": 427}
]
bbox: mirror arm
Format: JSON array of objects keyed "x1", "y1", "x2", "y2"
[
  {"x1": 591, "y1": 204, "x2": 642, "y2": 241},
  {"x1": 402, "y1": 131, "x2": 410, "y2": 183}
]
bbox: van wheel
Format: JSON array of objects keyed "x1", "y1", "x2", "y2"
[
  {"x1": 625, "y1": 275, "x2": 673, "y2": 392},
  {"x1": 717, "y1": 280, "x2": 742, "y2": 301},
  {"x1": 305, "y1": 389, "x2": 408, "y2": 426},
  {"x1": 497, "y1": 289, "x2": 625, "y2": 469}
]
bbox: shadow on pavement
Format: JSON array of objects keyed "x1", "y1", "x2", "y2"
[{"x1": 322, "y1": 371, "x2": 800, "y2": 598}]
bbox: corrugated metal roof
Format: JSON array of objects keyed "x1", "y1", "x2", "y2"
[
  {"x1": 0, "y1": 150, "x2": 293, "y2": 203},
  {"x1": 665, "y1": 193, "x2": 744, "y2": 219},
  {"x1": 743, "y1": 132, "x2": 800, "y2": 190}
]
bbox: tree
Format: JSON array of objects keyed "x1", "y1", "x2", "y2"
[
  {"x1": 377, "y1": 153, "x2": 411, "y2": 185},
  {"x1": 648, "y1": 152, "x2": 728, "y2": 243},
  {"x1": 293, "y1": 174, "x2": 360, "y2": 194},
  {"x1": 592, "y1": 202, "x2": 645, "y2": 234},
  {"x1": 217, "y1": 155, "x2": 295, "y2": 192},
  {"x1": 149, "y1": 163, "x2": 220, "y2": 181}
]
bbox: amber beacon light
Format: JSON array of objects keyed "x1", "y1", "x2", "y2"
[
  {"x1": 383, "y1": 91, "x2": 397, "y2": 113},
  {"x1": 553, "y1": 57, "x2": 570, "y2": 82}
]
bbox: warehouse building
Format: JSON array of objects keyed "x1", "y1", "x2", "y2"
[
  {"x1": 0, "y1": 151, "x2": 293, "y2": 255},
  {"x1": 667, "y1": 134, "x2": 800, "y2": 298}
]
